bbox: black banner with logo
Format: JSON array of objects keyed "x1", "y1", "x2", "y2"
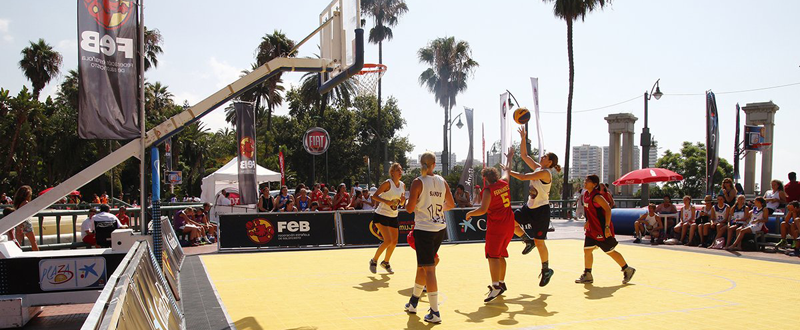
[
  {"x1": 706, "y1": 91, "x2": 720, "y2": 196},
  {"x1": 219, "y1": 212, "x2": 337, "y2": 248},
  {"x1": 448, "y1": 208, "x2": 489, "y2": 241},
  {"x1": 164, "y1": 137, "x2": 172, "y2": 171},
  {"x1": 458, "y1": 108, "x2": 475, "y2": 191},
  {"x1": 340, "y1": 211, "x2": 415, "y2": 245},
  {"x1": 77, "y1": 0, "x2": 140, "y2": 139},
  {"x1": 235, "y1": 101, "x2": 258, "y2": 205}
]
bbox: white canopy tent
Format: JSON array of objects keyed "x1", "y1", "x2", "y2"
[{"x1": 200, "y1": 158, "x2": 281, "y2": 204}]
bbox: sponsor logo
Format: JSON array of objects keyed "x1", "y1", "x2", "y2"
[
  {"x1": 369, "y1": 220, "x2": 383, "y2": 240},
  {"x1": 303, "y1": 127, "x2": 330, "y2": 155},
  {"x1": 83, "y1": 0, "x2": 133, "y2": 30},
  {"x1": 239, "y1": 137, "x2": 255, "y2": 159},
  {"x1": 459, "y1": 218, "x2": 487, "y2": 233},
  {"x1": 39, "y1": 257, "x2": 106, "y2": 291},
  {"x1": 246, "y1": 218, "x2": 275, "y2": 244}
]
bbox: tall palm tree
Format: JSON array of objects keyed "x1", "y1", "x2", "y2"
[
  {"x1": 362, "y1": 0, "x2": 408, "y2": 172},
  {"x1": 544, "y1": 0, "x2": 611, "y2": 202},
  {"x1": 143, "y1": 27, "x2": 164, "y2": 72},
  {"x1": 298, "y1": 69, "x2": 356, "y2": 121},
  {"x1": 18, "y1": 38, "x2": 63, "y2": 99},
  {"x1": 250, "y1": 30, "x2": 295, "y2": 130},
  {"x1": 145, "y1": 81, "x2": 174, "y2": 124},
  {"x1": 417, "y1": 37, "x2": 478, "y2": 175},
  {"x1": 237, "y1": 63, "x2": 285, "y2": 129}
]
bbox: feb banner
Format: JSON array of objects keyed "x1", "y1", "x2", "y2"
[
  {"x1": 164, "y1": 137, "x2": 172, "y2": 171},
  {"x1": 733, "y1": 104, "x2": 740, "y2": 180},
  {"x1": 499, "y1": 93, "x2": 513, "y2": 176},
  {"x1": 77, "y1": 0, "x2": 140, "y2": 139},
  {"x1": 235, "y1": 101, "x2": 258, "y2": 205},
  {"x1": 458, "y1": 108, "x2": 475, "y2": 192},
  {"x1": 218, "y1": 212, "x2": 338, "y2": 249},
  {"x1": 706, "y1": 91, "x2": 720, "y2": 195},
  {"x1": 530, "y1": 77, "x2": 544, "y2": 155}
]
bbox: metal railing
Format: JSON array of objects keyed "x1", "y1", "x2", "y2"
[{"x1": 0, "y1": 204, "x2": 203, "y2": 251}]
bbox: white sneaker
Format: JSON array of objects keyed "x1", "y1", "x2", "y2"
[
  {"x1": 575, "y1": 272, "x2": 593, "y2": 284},
  {"x1": 369, "y1": 259, "x2": 377, "y2": 274},
  {"x1": 404, "y1": 303, "x2": 417, "y2": 314},
  {"x1": 484, "y1": 284, "x2": 502, "y2": 303},
  {"x1": 424, "y1": 309, "x2": 441, "y2": 323}
]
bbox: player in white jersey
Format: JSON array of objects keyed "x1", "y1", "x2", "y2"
[
  {"x1": 634, "y1": 203, "x2": 663, "y2": 244},
  {"x1": 403, "y1": 152, "x2": 454, "y2": 324},
  {"x1": 502, "y1": 127, "x2": 562, "y2": 287},
  {"x1": 369, "y1": 163, "x2": 406, "y2": 274}
]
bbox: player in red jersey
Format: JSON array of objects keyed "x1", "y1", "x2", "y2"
[
  {"x1": 575, "y1": 174, "x2": 636, "y2": 285},
  {"x1": 466, "y1": 162, "x2": 515, "y2": 303}
]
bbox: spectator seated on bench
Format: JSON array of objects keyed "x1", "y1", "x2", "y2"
[
  {"x1": 707, "y1": 195, "x2": 731, "y2": 249},
  {"x1": 675, "y1": 196, "x2": 697, "y2": 245},
  {"x1": 694, "y1": 195, "x2": 714, "y2": 247},
  {"x1": 656, "y1": 196, "x2": 678, "y2": 238},
  {"x1": 727, "y1": 197, "x2": 768, "y2": 251},
  {"x1": 174, "y1": 208, "x2": 208, "y2": 246},
  {"x1": 777, "y1": 201, "x2": 799, "y2": 250},
  {"x1": 93, "y1": 204, "x2": 127, "y2": 248},
  {"x1": 634, "y1": 204, "x2": 663, "y2": 244},
  {"x1": 80, "y1": 207, "x2": 98, "y2": 247}
]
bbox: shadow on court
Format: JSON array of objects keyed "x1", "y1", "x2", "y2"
[
  {"x1": 454, "y1": 293, "x2": 558, "y2": 326},
  {"x1": 404, "y1": 313, "x2": 438, "y2": 330},
  {"x1": 583, "y1": 283, "x2": 632, "y2": 300},
  {"x1": 234, "y1": 316, "x2": 264, "y2": 330},
  {"x1": 353, "y1": 274, "x2": 392, "y2": 291}
]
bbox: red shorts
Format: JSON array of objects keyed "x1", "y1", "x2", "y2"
[
  {"x1": 407, "y1": 231, "x2": 438, "y2": 258},
  {"x1": 485, "y1": 231, "x2": 513, "y2": 258},
  {"x1": 82, "y1": 233, "x2": 96, "y2": 246}
]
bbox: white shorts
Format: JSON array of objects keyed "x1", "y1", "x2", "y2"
[{"x1": 746, "y1": 223, "x2": 764, "y2": 233}]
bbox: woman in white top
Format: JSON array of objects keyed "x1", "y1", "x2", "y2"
[
  {"x1": 362, "y1": 187, "x2": 377, "y2": 210},
  {"x1": 764, "y1": 180, "x2": 787, "y2": 214},
  {"x1": 369, "y1": 163, "x2": 406, "y2": 274},
  {"x1": 502, "y1": 127, "x2": 561, "y2": 287},
  {"x1": 725, "y1": 195, "x2": 751, "y2": 248},
  {"x1": 727, "y1": 197, "x2": 769, "y2": 251},
  {"x1": 403, "y1": 152, "x2": 454, "y2": 323},
  {"x1": 675, "y1": 196, "x2": 696, "y2": 244},
  {"x1": 709, "y1": 195, "x2": 731, "y2": 246}
]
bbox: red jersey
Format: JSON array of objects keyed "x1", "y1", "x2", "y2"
[
  {"x1": 334, "y1": 192, "x2": 351, "y2": 210},
  {"x1": 486, "y1": 180, "x2": 514, "y2": 235},
  {"x1": 786, "y1": 181, "x2": 800, "y2": 203},
  {"x1": 583, "y1": 189, "x2": 615, "y2": 241}
]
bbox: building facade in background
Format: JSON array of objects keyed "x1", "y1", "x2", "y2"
[{"x1": 571, "y1": 144, "x2": 603, "y2": 180}]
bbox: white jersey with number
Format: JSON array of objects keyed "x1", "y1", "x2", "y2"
[
  {"x1": 375, "y1": 180, "x2": 405, "y2": 218},
  {"x1": 527, "y1": 168, "x2": 554, "y2": 209},
  {"x1": 413, "y1": 174, "x2": 447, "y2": 232}
]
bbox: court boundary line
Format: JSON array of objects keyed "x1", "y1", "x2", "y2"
[{"x1": 199, "y1": 256, "x2": 237, "y2": 330}]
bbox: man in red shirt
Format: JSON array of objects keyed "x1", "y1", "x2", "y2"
[
  {"x1": 785, "y1": 172, "x2": 800, "y2": 203},
  {"x1": 116, "y1": 206, "x2": 130, "y2": 227},
  {"x1": 466, "y1": 167, "x2": 515, "y2": 303}
]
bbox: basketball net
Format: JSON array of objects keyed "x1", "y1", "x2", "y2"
[{"x1": 352, "y1": 64, "x2": 387, "y2": 97}]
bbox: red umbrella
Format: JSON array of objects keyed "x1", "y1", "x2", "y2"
[
  {"x1": 38, "y1": 187, "x2": 81, "y2": 196},
  {"x1": 613, "y1": 168, "x2": 683, "y2": 186}
]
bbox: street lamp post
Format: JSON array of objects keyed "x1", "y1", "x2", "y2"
[
  {"x1": 641, "y1": 79, "x2": 663, "y2": 206},
  {"x1": 447, "y1": 112, "x2": 464, "y2": 175}
]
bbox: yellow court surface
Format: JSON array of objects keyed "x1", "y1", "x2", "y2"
[{"x1": 201, "y1": 240, "x2": 799, "y2": 330}]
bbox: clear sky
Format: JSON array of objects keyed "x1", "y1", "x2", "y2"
[{"x1": 1, "y1": 0, "x2": 798, "y2": 190}]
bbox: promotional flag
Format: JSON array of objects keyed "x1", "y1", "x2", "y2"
[
  {"x1": 164, "y1": 138, "x2": 172, "y2": 171},
  {"x1": 279, "y1": 151, "x2": 286, "y2": 186},
  {"x1": 459, "y1": 108, "x2": 475, "y2": 192},
  {"x1": 733, "y1": 103, "x2": 740, "y2": 181},
  {"x1": 706, "y1": 91, "x2": 720, "y2": 195},
  {"x1": 77, "y1": 0, "x2": 141, "y2": 139},
  {"x1": 499, "y1": 92, "x2": 512, "y2": 176},
  {"x1": 235, "y1": 102, "x2": 258, "y2": 205},
  {"x1": 482, "y1": 123, "x2": 485, "y2": 168},
  {"x1": 530, "y1": 78, "x2": 544, "y2": 156}
]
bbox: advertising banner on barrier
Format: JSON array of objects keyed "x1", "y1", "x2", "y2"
[
  {"x1": 161, "y1": 216, "x2": 184, "y2": 301},
  {"x1": 39, "y1": 257, "x2": 107, "y2": 291},
  {"x1": 219, "y1": 212, "x2": 338, "y2": 248},
  {"x1": 116, "y1": 244, "x2": 183, "y2": 329},
  {"x1": 339, "y1": 211, "x2": 415, "y2": 245},
  {"x1": 448, "y1": 208, "x2": 488, "y2": 241}
]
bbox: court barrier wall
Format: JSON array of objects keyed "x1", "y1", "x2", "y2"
[
  {"x1": 81, "y1": 241, "x2": 184, "y2": 330},
  {"x1": 160, "y1": 216, "x2": 185, "y2": 301}
]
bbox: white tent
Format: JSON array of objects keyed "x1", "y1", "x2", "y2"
[{"x1": 200, "y1": 158, "x2": 281, "y2": 203}]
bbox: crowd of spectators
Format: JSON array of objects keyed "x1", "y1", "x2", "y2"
[
  {"x1": 630, "y1": 172, "x2": 800, "y2": 256},
  {"x1": 255, "y1": 182, "x2": 388, "y2": 212}
]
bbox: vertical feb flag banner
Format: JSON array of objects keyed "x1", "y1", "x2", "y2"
[
  {"x1": 235, "y1": 102, "x2": 257, "y2": 205},
  {"x1": 705, "y1": 91, "x2": 720, "y2": 196},
  {"x1": 164, "y1": 137, "x2": 172, "y2": 171},
  {"x1": 77, "y1": 0, "x2": 140, "y2": 139},
  {"x1": 279, "y1": 151, "x2": 286, "y2": 186},
  {"x1": 499, "y1": 92, "x2": 512, "y2": 176},
  {"x1": 530, "y1": 78, "x2": 544, "y2": 156},
  {"x1": 733, "y1": 103, "x2": 741, "y2": 181},
  {"x1": 458, "y1": 108, "x2": 475, "y2": 192}
]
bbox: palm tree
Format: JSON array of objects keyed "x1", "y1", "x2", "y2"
[
  {"x1": 417, "y1": 37, "x2": 478, "y2": 175},
  {"x1": 237, "y1": 63, "x2": 285, "y2": 129},
  {"x1": 18, "y1": 38, "x2": 63, "y2": 99},
  {"x1": 145, "y1": 81, "x2": 174, "y2": 124},
  {"x1": 298, "y1": 69, "x2": 356, "y2": 121},
  {"x1": 251, "y1": 30, "x2": 295, "y2": 130},
  {"x1": 544, "y1": 0, "x2": 611, "y2": 202},
  {"x1": 143, "y1": 27, "x2": 164, "y2": 72},
  {"x1": 361, "y1": 0, "x2": 408, "y2": 172}
]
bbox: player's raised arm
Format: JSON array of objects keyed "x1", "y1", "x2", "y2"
[{"x1": 518, "y1": 127, "x2": 540, "y2": 171}]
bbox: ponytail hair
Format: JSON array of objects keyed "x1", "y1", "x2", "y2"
[{"x1": 546, "y1": 152, "x2": 562, "y2": 172}]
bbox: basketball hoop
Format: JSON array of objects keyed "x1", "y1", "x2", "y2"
[{"x1": 352, "y1": 63, "x2": 387, "y2": 96}]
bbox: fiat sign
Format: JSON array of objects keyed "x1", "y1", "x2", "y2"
[{"x1": 304, "y1": 127, "x2": 330, "y2": 155}]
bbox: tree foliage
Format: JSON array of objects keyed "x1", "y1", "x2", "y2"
[{"x1": 654, "y1": 141, "x2": 734, "y2": 198}]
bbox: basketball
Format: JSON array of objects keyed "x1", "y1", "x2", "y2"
[{"x1": 513, "y1": 107, "x2": 531, "y2": 125}]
